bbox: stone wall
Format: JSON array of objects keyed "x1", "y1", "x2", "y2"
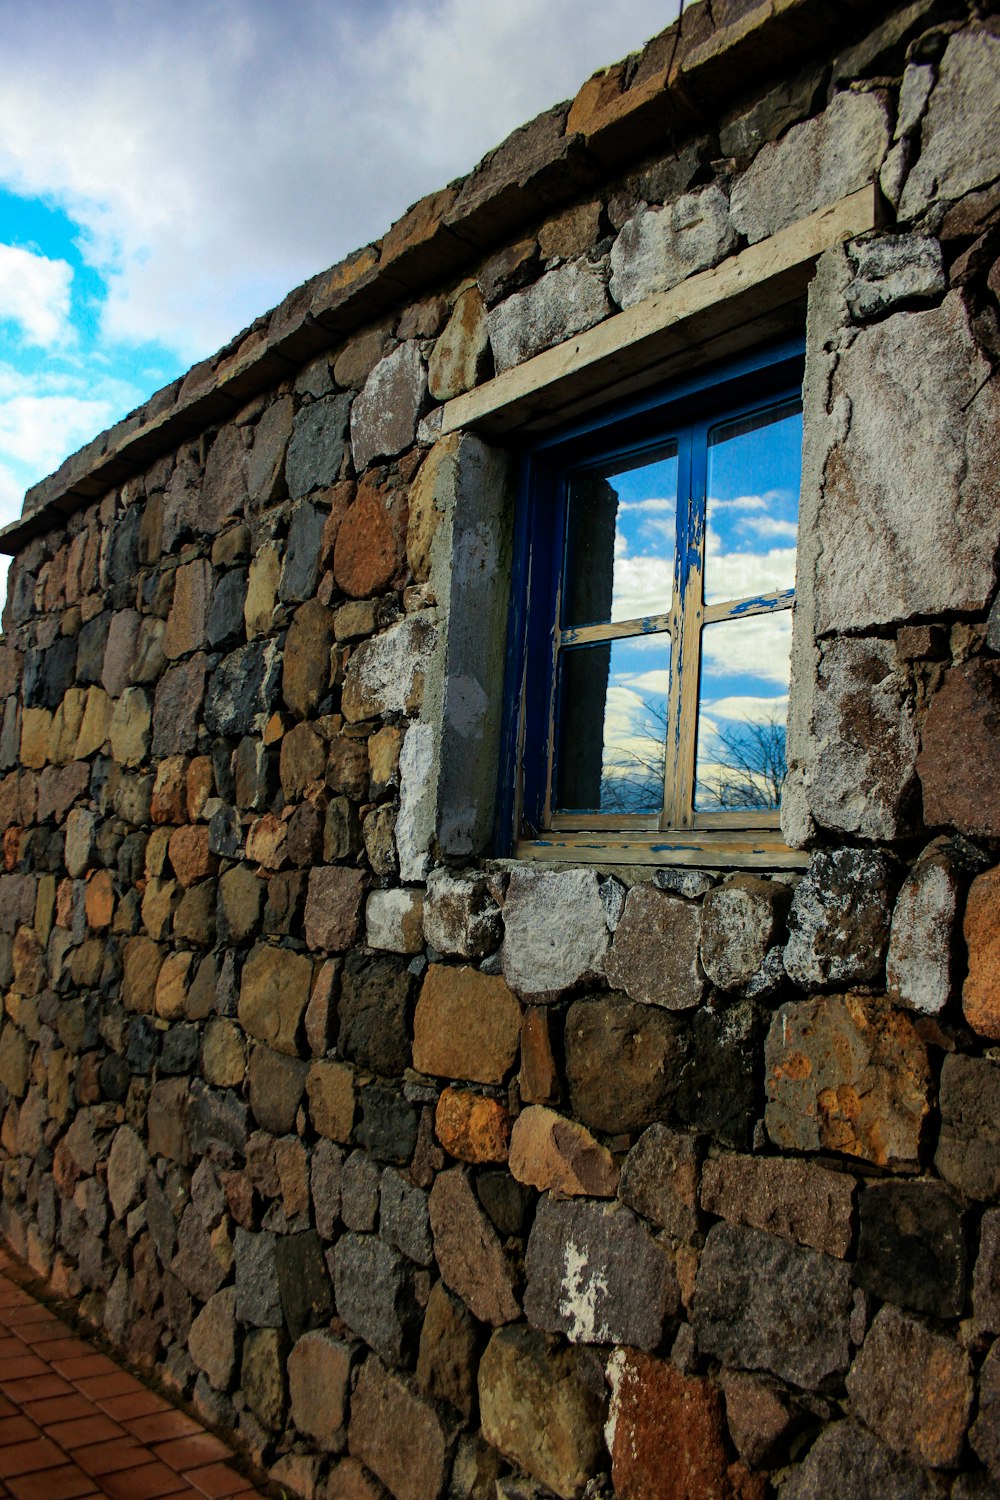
[{"x1": 0, "y1": 1, "x2": 999, "y2": 1496}]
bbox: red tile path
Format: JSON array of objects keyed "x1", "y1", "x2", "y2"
[{"x1": 0, "y1": 1245, "x2": 269, "y2": 1500}]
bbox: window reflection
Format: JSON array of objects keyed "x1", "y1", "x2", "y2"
[
  {"x1": 704, "y1": 400, "x2": 801, "y2": 606},
  {"x1": 562, "y1": 444, "x2": 678, "y2": 628},
  {"x1": 694, "y1": 614, "x2": 792, "y2": 812},
  {"x1": 554, "y1": 637, "x2": 670, "y2": 814}
]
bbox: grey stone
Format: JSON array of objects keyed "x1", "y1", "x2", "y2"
[
  {"x1": 279, "y1": 501, "x2": 325, "y2": 604},
  {"x1": 341, "y1": 1150, "x2": 381, "y2": 1233},
  {"x1": 248, "y1": 395, "x2": 293, "y2": 502},
  {"x1": 700, "y1": 876, "x2": 791, "y2": 991},
  {"x1": 288, "y1": 1329, "x2": 352, "y2": 1451},
  {"x1": 241, "y1": 1326, "x2": 289, "y2": 1433},
  {"x1": 286, "y1": 393, "x2": 352, "y2": 498},
  {"x1": 341, "y1": 614, "x2": 437, "y2": 723},
  {"x1": 208, "y1": 805, "x2": 242, "y2": 860},
  {"x1": 896, "y1": 62, "x2": 935, "y2": 142},
  {"x1": 160, "y1": 1024, "x2": 199, "y2": 1075},
  {"x1": 200, "y1": 425, "x2": 248, "y2": 535},
  {"x1": 338, "y1": 951, "x2": 413, "y2": 1078},
  {"x1": 106, "y1": 1125, "x2": 148, "y2": 1221},
  {"x1": 422, "y1": 869, "x2": 501, "y2": 959},
  {"x1": 783, "y1": 1421, "x2": 948, "y2": 1500},
  {"x1": 676, "y1": 1000, "x2": 765, "y2": 1150},
  {"x1": 784, "y1": 847, "x2": 896, "y2": 989},
  {"x1": 247, "y1": 1046, "x2": 308, "y2": 1135},
  {"x1": 900, "y1": 30, "x2": 1000, "y2": 219},
  {"x1": 501, "y1": 868, "x2": 609, "y2": 1001},
  {"x1": 275, "y1": 1230, "x2": 334, "y2": 1340},
  {"x1": 204, "y1": 641, "x2": 281, "y2": 737},
  {"x1": 565, "y1": 996, "x2": 685, "y2": 1135},
  {"x1": 206, "y1": 568, "x2": 247, "y2": 647},
  {"x1": 152, "y1": 654, "x2": 207, "y2": 756},
  {"x1": 936, "y1": 1054, "x2": 1000, "y2": 1201},
  {"x1": 333, "y1": 1231, "x2": 420, "y2": 1367},
  {"x1": 609, "y1": 186, "x2": 736, "y2": 309},
  {"x1": 804, "y1": 637, "x2": 919, "y2": 840},
  {"x1": 524, "y1": 1196, "x2": 677, "y2": 1350},
  {"x1": 886, "y1": 845, "x2": 962, "y2": 1015},
  {"x1": 604, "y1": 884, "x2": 704, "y2": 1011},
  {"x1": 356, "y1": 1084, "x2": 418, "y2": 1164},
  {"x1": 855, "y1": 1180, "x2": 966, "y2": 1319},
  {"x1": 188, "y1": 1286, "x2": 238, "y2": 1391},
  {"x1": 652, "y1": 867, "x2": 716, "y2": 899},
  {"x1": 187, "y1": 1080, "x2": 247, "y2": 1162},
  {"x1": 731, "y1": 89, "x2": 891, "y2": 244},
  {"x1": 380, "y1": 1168, "x2": 432, "y2": 1266},
  {"x1": 311, "y1": 1139, "x2": 343, "y2": 1241},
  {"x1": 171, "y1": 1203, "x2": 228, "y2": 1302},
  {"x1": 811, "y1": 293, "x2": 1000, "y2": 634},
  {"x1": 846, "y1": 1304, "x2": 973, "y2": 1469},
  {"x1": 234, "y1": 1228, "x2": 283, "y2": 1327},
  {"x1": 692, "y1": 1221, "x2": 852, "y2": 1389},
  {"x1": 350, "y1": 343, "x2": 427, "y2": 473},
  {"x1": 846, "y1": 236, "x2": 945, "y2": 320},
  {"x1": 618, "y1": 1124, "x2": 701, "y2": 1240},
  {"x1": 395, "y1": 721, "x2": 435, "y2": 882},
  {"x1": 719, "y1": 65, "x2": 825, "y2": 160},
  {"x1": 489, "y1": 260, "x2": 610, "y2": 374}
]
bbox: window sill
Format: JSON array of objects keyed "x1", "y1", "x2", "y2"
[{"x1": 513, "y1": 828, "x2": 808, "y2": 869}]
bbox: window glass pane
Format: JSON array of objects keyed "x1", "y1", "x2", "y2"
[
  {"x1": 562, "y1": 444, "x2": 678, "y2": 628},
  {"x1": 553, "y1": 636, "x2": 670, "y2": 815},
  {"x1": 694, "y1": 613, "x2": 791, "y2": 812},
  {"x1": 704, "y1": 399, "x2": 801, "y2": 606}
]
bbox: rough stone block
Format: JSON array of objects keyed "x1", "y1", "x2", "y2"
[
  {"x1": 241, "y1": 1326, "x2": 289, "y2": 1433},
  {"x1": 304, "y1": 866, "x2": 365, "y2": 952},
  {"x1": 765, "y1": 994, "x2": 930, "y2": 1169},
  {"x1": 334, "y1": 1232, "x2": 420, "y2": 1368},
  {"x1": 887, "y1": 845, "x2": 962, "y2": 1016},
  {"x1": 963, "y1": 865, "x2": 1000, "y2": 1038},
  {"x1": 918, "y1": 660, "x2": 1000, "y2": 840},
  {"x1": 604, "y1": 884, "x2": 704, "y2": 1010},
  {"x1": 348, "y1": 1356, "x2": 453, "y2": 1500},
  {"x1": 618, "y1": 1125, "x2": 701, "y2": 1240},
  {"x1": 899, "y1": 31, "x2": 1000, "y2": 218},
  {"x1": 974, "y1": 1209, "x2": 1000, "y2": 1335},
  {"x1": 936, "y1": 1054, "x2": 1000, "y2": 1200},
  {"x1": 700, "y1": 876, "x2": 790, "y2": 992},
  {"x1": 338, "y1": 951, "x2": 413, "y2": 1078},
  {"x1": 289, "y1": 1329, "x2": 353, "y2": 1451},
  {"x1": 565, "y1": 996, "x2": 684, "y2": 1135},
  {"x1": 350, "y1": 344, "x2": 427, "y2": 473},
  {"x1": 846, "y1": 1304, "x2": 973, "y2": 1469},
  {"x1": 609, "y1": 185, "x2": 736, "y2": 309},
  {"x1": 306, "y1": 1060, "x2": 356, "y2": 1143},
  {"x1": 525, "y1": 1197, "x2": 678, "y2": 1350},
  {"x1": 165, "y1": 559, "x2": 213, "y2": 659},
  {"x1": 971, "y1": 1338, "x2": 1000, "y2": 1480},
  {"x1": 488, "y1": 259, "x2": 609, "y2": 374},
  {"x1": 333, "y1": 475, "x2": 407, "y2": 600},
  {"x1": 855, "y1": 1180, "x2": 965, "y2": 1319},
  {"x1": 286, "y1": 392, "x2": 352, "y2": 499},
  {"x1": 238, "y1": 943, "x2": 313, "y2": 1056},
  {"x1": 379, "y1": 1168, "x2": 432, "y2": 1266},
  {"x1": 508, "y1": 1104, "x2": 617, "y2": 1197},
  {"x1": 607, "y1": 1350, "x2": 758, "y2": 1500},
  {"x1": 846, "y1": 235, "x2": 945, "y2": 320},
  {"x1": 188, "y1": 1286, "x2": 237, "y2": 1392},
  {"x1": 416, "y1": 1279, "x2": 478, "y2": 1418},
  {"x1": 341, "y1": 615, "x2": 437, "y2": 724},
  {"x1": 282, "y1": 598, "x2": 335, "y2": 722},
  {"x1": 422, "y1": 869, "x2": 501, "y2": 960},
  {"x1": 693, "y1": 1221, "x2": 852, "y2": 1390},
  {"x1": 366, "y1": 889, "x2": 424, "y2": 955},
  {"x1": 700, "y1": 1153, "x2": 855, "y2": 1258},
  {"x1": 783, "y1": 848, "x2": 896, "y2": 990},
  {"x1": 247, "y1": 1045, "x2": 308, "y2": 1134},
  {"x1": 429, "y1": 1167, "x2": 520, "y2": 1326},
  {"x1": 205, "y1": 641, "x2": 281, "y2": 739},
  {"x1": 782, "y1": 1421, "x2": 948, "y2": 1500},
  {"x1": 675, "y1": 998, "x2": 765, "y2": 1151},
  {"x1": 412, "y1": 965, "x2": 520, "y2": 1084},
  {"x1": 276, "y1": 1230, "x2": 334, "y2": 1340},
  {"x1": 501, "y1": 868, "x2": 609, "y2": 1001},
  {"x1": 434, "y1": 1088, "x2": 511, "y2": 1166},
  {"x1": 479, "y1": 1326, "x2": 605, "y2": 1500}
]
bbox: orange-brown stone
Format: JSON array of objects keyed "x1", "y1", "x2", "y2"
[
  {"x1": 519, "y1": 1008, "x2": 560, "y2": 1105},
  {"x1": 607, "y1": 1350, "x2": 764, "y2": 1500},
  {"x1": 435, "y1": 1088, "x2": 511, "y2": 1164},
  {"x1": 186, "y1": 756, "x2": 215, "y2": 821},
  {"x1": 413, "y1": 965, "x2": 521, "y2": 1084},
  {"x1": 151, "y1": 756, "x2": 190, "y2": 824},
  {"x1": 963, "y1": 865, "x2": 1000, "y2": 1038},
  {"x1": 84, "y1": 869, "x2": 115, "y2": 931},
  {"x1": 332, "y1": 474, "x2": 407, "y2": 599},
  {"x1": 168, "y1": 824, "x2": 218, "y2": 888},
  {"x1": 508, "y1": 1104, "x2": 618, "y2": 1198}
]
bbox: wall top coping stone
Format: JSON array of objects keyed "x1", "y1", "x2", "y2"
[{"x1": 0, "y1": 0, "x2": 895, "y2": 556}]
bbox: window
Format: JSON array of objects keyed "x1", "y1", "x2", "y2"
[{"x1": 503, "y1": 339, "x2": 804, "y2": 863}]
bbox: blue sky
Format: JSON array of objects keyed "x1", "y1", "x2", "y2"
[{"x1": 0, "y1": 0, "x2": 679, "y2": 560}]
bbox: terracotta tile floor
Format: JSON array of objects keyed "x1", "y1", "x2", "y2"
[{"x1": 0, "y1": 1246, "x2": 269, "y2": 1500}]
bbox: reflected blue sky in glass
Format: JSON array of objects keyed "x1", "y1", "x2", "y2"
[
  {"x1": 704, "y1": 400, "x2": 801, "y2": 605},
  {"x1": 555, "y1": 635, "x2": 670, "y2": 814},
  {"x1": 695, "y1": 614, "x2": 792, "y2": 810},
  {"x1": 563, "y1": 445, "x2": 678, "y2": 627}
]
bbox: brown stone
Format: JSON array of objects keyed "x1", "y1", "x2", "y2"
[
  {"x1": 416, "y1": 1279, "x2": 478, "y2": 1419},
  {"x1": 307, "y1": 1060, "x2": 356, "y2": 1142},
  {"x1": 917, "y1": 660, "x2": 1000, "y2": 837},
  {"x1": 152, "y1": 654, "x2": 207, "y2": 757},
  {"x1": 84, "y1": 869, "x2": 114, "y2": 931},
  {"x1": 303, "y1": 866, "x2": 365, "y2": 951},
  {"x1": 700, "y1": 1153, "x2": 855, "y2": 1258},
  {"x1": 519, "y1": 1007, "x2": 560, "y2": 1105},
  {"x1": 963, "y1": 865, "x2": 1000, "y2": 1038},
  {"x1": 283, "y1": 599, "x2": 335, "y2": 721},
  {"x1": 721, "y1": 1372, "x2": 794, "y2": 1472},
  {"x1": 186, "y1": 756, "x2": 214, "y2": 820},
  {"x1": 412, "y1": 965, "x2": 521, "y2": 1084},
  {"x1": 165, "y1": 559, "x2": 213, "y2": 659},
  {"x1": 238, "y1": 943, "x2": 313, "y2": 1056},
  {"x1": 846, "y1": 1304, "x2": 973, "y2": 1469},
  {"x1": 168, "y1": 824, "x2": 217, "y2": 888},
  {"x1": 368, "y1": 725, "x2": 403, "y2": 792},
  {"x1": 188, "y1": 1286, "x2": 237, "y2": 1391},
  {"x1": 201, "y1": 1019, "x2": 246, "y2": 1088},
  {"x1": 324, "y1": 1457, "x2": 390, "y2": 1500},
  {"x1": 975, "y1": 1210, "x2": 1000, "y2": 1335},
  {"x1": 218, "y1": 864, "x2": 263, "y2": 945},
  {"x1": 604, "y1": 885, "x2": 704, "y2": 1010},
  {"x1": 280, "y1": 723, "x2": 326, "y2": 800},
  {"x1": 765, "y1": 995, "x2": 931, "y2": 1169},
  {"x1": 153, "y1": 950, "x2": 192, "y2": 1020},
  {"x1": 245, "y1": 813, "x2": 287, "y2": 870},
  {"x1": 479, "y1": 1326, "x2": 605, "y2": 1500},
  {"x1": 122, "y1": 936, "x2": 163, "y2": 1013},
  {"x1": 429, "y1": 1167, "x2": 520, "y2": 1325},
  {"x1": 607, "y1": 1350, "x2": 762, "y2": 1500},
  {"x1": 618, "y1": 1124, "x2": 701, "y2": 1240},
  {"x1": 333, "y1": 474, "x2": 407, "y2": 600},
  {"x1": 434, "y1": 1088, "x2": 511, "y2": 1165},
  {"x1": 151, "y1": 757, "x2": 189, "y2": 825},
  {"x1": 348, "y1": 1356, "x2": 452, "y2": 1500},
  {"x1": 936, "y1": 1054, "x2": 1000, "y2": 1200},
  {"x1": 427, "y1": 288, "x2": 490, "y2": 402},
  {"x1": 327, "y1": 736, "x2": 369, "y2": 800},
  {"x1": 565, "y1": 997, "x2": 684, "y2": 1136},
  {"x1": 509, "y1": 1104, "x2": 618, "y2": 1197},
  {"x1": 289, "y1": 1330, "x2": 353, "y2": 1451}
]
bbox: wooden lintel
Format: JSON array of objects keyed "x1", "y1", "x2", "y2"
[{"x1": 441, "y1": 186, "x2": 878, "y2": 440}]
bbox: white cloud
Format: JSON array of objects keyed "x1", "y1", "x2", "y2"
[
  {"x1": 0, "y1": 244, "x2": 73, "y2": 346},
  {"x1": 702, "y1": 611, "x2": 793, "y2": 685},
  {"x1": 610, "y1": 554, "x2": 673, "y2": 622},
  {"x1": 704, "y1": 527, "x2": 796, "y2": 601},
  {"x1": 702, "y1": 693, "x2": 788, "y2": 724},
  {"x1": 0, "y1": 0, "x2": 677, "y2": 366}
]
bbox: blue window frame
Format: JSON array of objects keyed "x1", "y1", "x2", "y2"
[{"x1": 500, "y1": 338, "x2": 805, "y2": 861}]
